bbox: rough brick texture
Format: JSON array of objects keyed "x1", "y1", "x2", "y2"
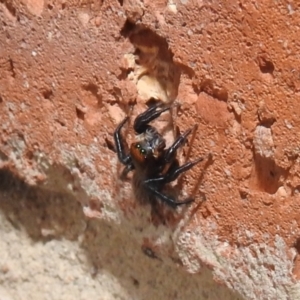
[{"x1": 1, "y1": 1, "x2": 300, "y2": 299}]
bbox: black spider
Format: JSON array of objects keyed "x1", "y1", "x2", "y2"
[{"x1": 113, "y1": 103, "x2": 203, "y2": 207}]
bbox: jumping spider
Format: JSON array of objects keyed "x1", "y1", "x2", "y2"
[{"x1": 114, "y1": 103, "x2": 203, "y2": 207}]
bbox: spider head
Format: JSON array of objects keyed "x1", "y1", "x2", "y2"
[
  {"x1": 130, "y1": 128, "x2": 167, "y2": 167},
  {"x1": 130, "y1": 142, "x2": 155, "y2": 165}
]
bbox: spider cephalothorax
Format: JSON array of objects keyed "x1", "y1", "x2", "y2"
[{"x1": 114, "y1": 103, "x2": 203, "y2": 207}]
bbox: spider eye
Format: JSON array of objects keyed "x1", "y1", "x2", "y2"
[{"x1": 134, "y1": 143, "x2": 147, "y2": 156}]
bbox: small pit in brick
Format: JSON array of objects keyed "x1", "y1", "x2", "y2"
[
  {"x1": 259, "y1": 117, "x2": 276, "y2": 128},
  {"x1": 105, "y1": 138, "x2": 116, "y2": 153},
  {"x1": 145, "y1": 97, "x2": 161, "y2": 107},
  {"x1": 239, "y1": 190, "x2": 248, "y2": 200},
  {"x1": 8, "y1": 58, "x2": 16, "y2": 78},
  {"x1": 257, "y1": 54, "x2": 275, "y2": 74},
  {"x1": 42, "y1": 89, "x2": 53, "y2": 100},
  {"x1": 56, "y1": 119, "x2": 66, "y2": 127},
  {"x1": 75, "y1": 107, "x2": 85, "y2": 121}
]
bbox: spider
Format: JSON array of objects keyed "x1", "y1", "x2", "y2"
[{"x1": 113, "y1": 103, "x2": 203, "y2": 207}]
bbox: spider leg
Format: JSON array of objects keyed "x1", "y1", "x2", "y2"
[
  {"x1": 166, "y1": 157, "x2": 204, "y2": 182},
  {"x1": 143, "y1": 157, "x2": 204, "y2": 206},
  {"x1": 134, "y1": 104, "x2": 171, "y2": 134},
  {"x1": 145, "y1": 157, "x2": 203, "y2": 185},
  {"x1": 164, "y1": 127, "x2": 195, "y2": 163},
  {"x1": 145, "y1": 184, "x2": 193, "y2": 207},
  {"x1": 114, "y1": 116, "x2": 133, "y2": 166}
]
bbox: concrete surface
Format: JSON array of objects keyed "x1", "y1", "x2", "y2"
[{"x1": 0, "y1": 169, "x2": 243, "y2": 300}]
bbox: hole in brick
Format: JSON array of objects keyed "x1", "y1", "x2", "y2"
[
  {"x1": 55, "y1": 119, "x2": 66, "y2": 127},
  {"x1": 75, "y1": 107, "x2": 85, "y2": 121},
  {"x1": 263, "y1": 263, "x2": 275, "y2": 271},
  {"x1": 120, "y1": 19, "x2": 183, "y2": 104},
  {"x1": 104, "y1": 138, "x2": 116, "y2": 152},
  {"x1": 25, "y1": 150, "x2": 34, "y2": 160},
  {"x1": 117, "y1": 67, "x2": 133, "y2": 80},
  {"x1": 257, "y1": 54, "x2": 275, "y2": 74},
  {"x1": 8, "y1": 58, "x2": 16, "y2": 78},
  {"x1": 131, "y1": 277, "x2": 139, "y2": 287},
  {"x1": 42, "y1": 89, "x2": 53, "y2": 100},
  {"x1": 259, "y1": 117, "x2": 276, "y2": 128},
  {"x1": 146, "y1": 97, "x2": 162, "y2": 107},
  {"x1": 0, "y1": 95, "x2": 3, "y2": 103},
  {"x1": 239, "y1": 190, "x2": 248, "y2": 200}
]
